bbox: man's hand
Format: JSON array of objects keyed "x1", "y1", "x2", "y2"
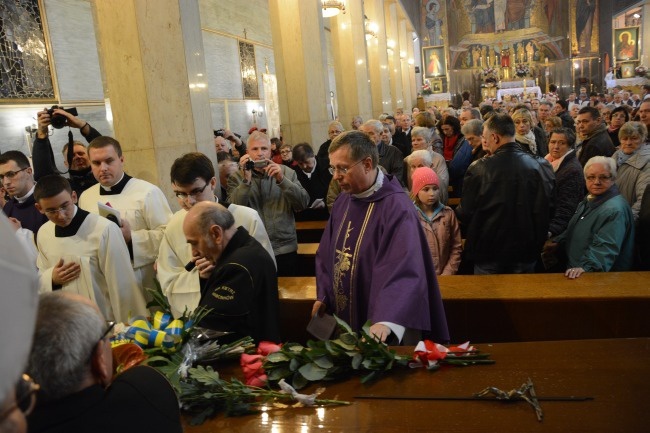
[
  {"x1": 7, "y1": 217, "x2": 21, "y2": 232},
  {"x1": 52, "y1": 258, "x2": 81, "y2": 286},
  {"x1": 36, "y1": 109, "x2": 51, "y2": 138},
  {"x1": 264, "y1": 161, "x2": 284, "y2": 183},
  {"x1": 368, "y1": 323, "x2": 392, "y2": 343},
  {"x1": 223, "y1": 129, "x2": 242, "y2": 145},
  {"x1": 120, "y1": 218, "x2": 132, "y2": 244},
  {"x1": 194, "y1": 257, "x2": 215, "y2": 279},
  {"x1": 311, "y1": 300, "x2": 325, "y2": 318},
  {"x1": 238, "y1": 154, "x2": 253, "y2": 183},
  {"x1": 53, "y1": 108, "x2": 86, "y2": 129}
]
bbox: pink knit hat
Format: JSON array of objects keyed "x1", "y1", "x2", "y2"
[{"x1": 411, "y1": 167, "x2": 439, "y2": 195}]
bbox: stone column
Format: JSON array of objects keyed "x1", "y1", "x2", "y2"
[
  {"x1": 92, "y1": 0, "x2": 214, "y2": 207},
  {"x1": 330, "y1": 0, "x2": 373, "y2": 127},
  {"x1": 365, "y1": 0, "x2": 392, "y2": 117},
  {"x1": 398, "y1": 18, "x2": 412, "y2": 111},
  {"x1": 384, "y1": 2, "x2": 404, "y2": 112},
  {"x1": 268, "y1": 0, "x2": 330, "y2": 147}
]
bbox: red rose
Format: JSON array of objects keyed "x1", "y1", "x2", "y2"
[
  {"x1": 241, "y1": 353, "x2": 267, "y2": 387},
  {"x1": 256, "y1": 341, "x2": 282, "y2": 356}
]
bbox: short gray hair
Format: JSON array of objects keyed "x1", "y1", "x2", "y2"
[
  {"x1": 247, "y1": 130, "x2": 270, "y2": 147},
  {"x1": 195, "y1": 202, "x2": 235, "y2": 235},
  {"x1": 584, "y1": 156, "x2": 617, "y2": 180},
  {"x1": 406, "y1": 149, "x2": 433, "y2": 167},
  {"x1": 329, "y1": 130, "x2": 379, "y2": 168},
  {"x1": 411, "y1": 126, "x2": 432, "y2": 142},
  {"x1": 618, "y1": 121, "x2": 648, "y2": 143},
  {"x1": 28, "y1": 292, "x2": 104, "y2": 403},
  {"x1": 361, "y1": 119, "x2": 383, "y2": 135},
  {"x1": 461, "y1": 119, "x2": 483, "y2": 136},
  {"x1": 328, "y1": 120, "x2": 344, "y2": 131}
]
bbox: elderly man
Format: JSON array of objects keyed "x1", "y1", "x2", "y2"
[
  {"x1": 79, "y1": 136, "x2": 173, "y2": 294},
  {"x1": 0, "y1": 214, "x2": 39, "y2": 433},
  {"x1": 313, "y1": 130, "x2": 449, "y2": 345},
  {"x1": 575, "y1": 106, "x2": 616, "y2": 166},
  {"x1": 35, "y1": 175, "x2": 146, "y2": 322},
  {"x1": 638, "y1": 100, "x2": 650, "y2": 136},
  {"x1": 459, "y1": 107, "x2": 481, "y2": 126},
  {"x1": 183, "y1": 202, "x2": 280, "y2": 343},
  {"x1": 227, "y1": 131, "x2": 309, "y2": 275},
  {"x1": 457, "y1": 113, "x2": 554, "y2": 274},
  {"x1": 157, "y1": 152, "x2": 274, "y2": 318},
  {"x1": 360, "y1": 119, "x2": 404, "y2": 181},
  {"x1": 26, "y1": 292, "x2": 182, "y2": 433},
  {"x1": 393, "y1": 114, "x2": 413, "y2": 156},
  {"x1": 33, "y1": 107, "x2": 99, "y2": 196},
  {"x1": 0, "y1": 151, "x2": 48, "y2": 235},
  {"x1": 316, "y1": 120, "x2": 344, "y2": 166},
  {"x1": 536, "y1": 101, "x2": 553, "y2": 129}
]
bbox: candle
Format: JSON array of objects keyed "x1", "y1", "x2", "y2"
[{"x1": 545, "y1": 57, "x2": 548, "y2": 65}]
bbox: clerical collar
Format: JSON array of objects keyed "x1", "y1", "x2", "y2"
[
  {"x1": 15, "y1": 184, "x2": 36, "y2": 204},
  {"x1": 302, "y1": 159, "x2": 317, "y2": 179},
  {"x1": 99, "y1": 173, "x2": 132, "y2": 195},
  {"x1": 352, "y1": 169, "x2": 384, "y2": 199},
  {"x1": 55, "y1": 206, "x2": 89, "y2": 237}
]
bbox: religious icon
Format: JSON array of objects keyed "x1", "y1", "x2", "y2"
[
  {"x1": 423, "y1": 46, "x2": 446, "y2": 78},
  {"x1": 614, "y1": 27, "x2": 639, "y2": 61},
  {"x1": 431, "y1": 78, "x2": 443, "y2": 93}
]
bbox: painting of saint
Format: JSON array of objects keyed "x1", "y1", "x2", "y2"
[
  {"x1": 614, "y1": 27, "x2": 638, "y2": 61},
  {"x1": 423, "y1": 46, "x2": 447, "y2": 78},
  {"x1": 576, "y1": 0, "x2": 596, "y2": 53}
]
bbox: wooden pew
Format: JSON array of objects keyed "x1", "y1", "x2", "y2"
[
  {"x1": 295, "y1": 243, "x2": 318, "y2": 276},
  {"x1": 276, "y1": 272, "x2": 650, "y2": 344},
  {"x1": 295, "y1": 220, "x2": 326, "y2": 243}
]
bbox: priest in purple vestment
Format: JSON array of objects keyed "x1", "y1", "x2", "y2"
[{"x1": 312, "y1": 130, "x2": 449, "y2": 344}]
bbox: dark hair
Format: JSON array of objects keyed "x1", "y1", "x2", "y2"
[
  {"x1": 170, "y1": 152, "x2": 215, "y2": 185},
  {"x1": 441, "y1": 116, "x2": 461, "y2": 135},
  {"x1": 292, "y1": 143, "x2": 315, "y2": 162},
  {"x1": 329, "y1": 130, "x2": 379, "y2": 168},
  {"x1": 216, "y1": 151, "x2": 236, "y2": 163},
  {"x1": 414, "y1": 111, "x2": 436, "y2": 128},
  {"x1": 548, "y1": 128, "x2": 576, "y2": 148},
  {"x1": 556, "y1": 99, "x2": 568, "y2": 110},
  {"x1": 270, "y1": 137, "x2": 282, "y2": 148},
  {"x1": 34, "y1": 175, "x2": 72, "y2": 201},
  {"x1": 88, "y1": 136, "x2": 122, "y2": 157},
  {"x1": 479, "y1": 104, "x2": 495, "y2": 118},
  {"x1": 484, "y1": 113, "x2": 515, "y2": 137},
  {"x1": 610, "y1": 105, "x2": 630, "y2": 122},
  {"x1": 549, "y1": 84, "x2": 557, "y2": 92},
  {"x1": 0, "y1": 150, "x2": 30, "y2": 169},
  {"x1": 577, "y1": 106, "x2": 600, "y2": 119}
]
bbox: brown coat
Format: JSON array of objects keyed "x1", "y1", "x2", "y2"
[{"x1": 418, "y1": 206, "x2": 462, "y2": 275}]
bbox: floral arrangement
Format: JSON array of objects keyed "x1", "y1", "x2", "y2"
[
  {"x1": 635, "y1": 65, "x2": 647, "y2": 76},
  {"x1": 422, "y1": 80, "x2": 433, "y2": 95},
  {"x1": 515, "y1": 63, "x2": 530, "y2": 77},
  {"x1": 482, "y1": 67, "x2": 498, "y2": 77}
]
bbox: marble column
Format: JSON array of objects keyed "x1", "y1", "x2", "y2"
[
  {"x1": 384, "y1": 2, "x2": 404, "y2": 112},
  {"x1": 91, "y1": 0, "x2": 214, "y2": 208},
  {"x1": 330, "y1": 0, "x2": 373, "y2": 126},
  {"x1": 365, "y1": 0, "x2": 392, "y2": 117},
  {"x1": 268, "y1": 0, "x2": 330, "y2": 147},
  {"x1": 398, "y1": 18, "x2": 413, "y2": 111}
]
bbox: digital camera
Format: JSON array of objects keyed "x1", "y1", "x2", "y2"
[
  {"x1": 47, "y1": 105, "x2": 78, "y2": 129},
  {"x1": 244, "y1": 160, "x2": 269, "y2": 170}
]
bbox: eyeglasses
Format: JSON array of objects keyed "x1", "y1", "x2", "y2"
[
  {"x1": 586, "y1": 175, "x2": 612, "y2": 183},
  {"x1": 0, "y1": 374, "x2": 40, "y2": 422},
  {"x1": 99, "y1": 321, "x2": 116, "y2": 342},
  {"x1": 174, "y1": 183, "x2": 209, "y2": 200},
  {"x1": 43, "y1": 201, "x2": 73, "y2": 216},
  {"x1": 280, "y1": 150, "x2": 292, "y2": 154},
  {"x1": 328, "y1": 158, "x2": 365, "y2": 176},
  {"x1": 0, "y1": 167, "x2": 28, "y2": 182}
]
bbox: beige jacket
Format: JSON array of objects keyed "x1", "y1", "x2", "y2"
[{"x1": 417, "y1": 206, "x2": 462, "y2": 275}]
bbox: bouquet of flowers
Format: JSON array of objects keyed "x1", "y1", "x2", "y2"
[
  {"x1": 515, "y1": 63, "x2": 530, "y2": 77},
  {"x1": 635, "y1": 65, "x2": 647, "y2": 77},
  {"x1": 422, "y1": 80, "x2": 433, "y2": 95}
]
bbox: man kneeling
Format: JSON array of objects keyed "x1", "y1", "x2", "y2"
[{"x1": 26, "y1": 292, "x2": 182, "y2": 433}]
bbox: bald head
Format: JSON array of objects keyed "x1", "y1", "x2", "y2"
[{"x1": 183, "y1": 202, "x2": 236, "y2": 263}]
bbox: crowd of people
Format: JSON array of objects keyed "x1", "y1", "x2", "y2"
[{"x1": 1, "y1": 85, "x2": 649, "y2": 432}]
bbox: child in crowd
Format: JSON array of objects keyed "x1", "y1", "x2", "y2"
[{"x1": 410, "y1": 167, "x2": 462, "y2": 275}]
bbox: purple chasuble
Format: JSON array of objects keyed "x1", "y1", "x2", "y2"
[{"x1": 316, "y1": 174, "x2": 449, "y2": 343}]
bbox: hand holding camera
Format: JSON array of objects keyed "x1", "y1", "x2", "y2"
[{"x1": 37, "y1": 106, "x2": 84, "y2": 137}]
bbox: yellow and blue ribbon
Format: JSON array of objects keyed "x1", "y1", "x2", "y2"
[{"x1": 126, "y1": 311, "x2": 186, "y2": 349}]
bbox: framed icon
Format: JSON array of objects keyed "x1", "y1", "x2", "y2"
[
  {"x1": 614, "y1": 27, "x2": 639, "y2": 62},
  {"x1": 620, "y1": 62, "x2": 635, "y2": 78},
  {"x1": 431, "y1": 78, "x2": 443, "y2": 93},
  {"x1": 423, "y1": 45, "x2": 446, "y2": 78}
]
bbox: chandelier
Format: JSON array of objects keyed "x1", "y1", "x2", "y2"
[{"x1": 322, "y1": 0, "x2": 345, "y2": 18}]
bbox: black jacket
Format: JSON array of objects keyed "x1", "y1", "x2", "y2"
[
  {"x1": 457, "y1": 142, "x2": 555, "y2": 263},
  {"x1": 577, "y1": 128, "x2": 616, "y2": 167},
  {"x1": 548, "y1": 150, "x2": 585, "y2": 237},
  {"x1": 295, "y1": 161, "x2": 332, "y2": 221}
]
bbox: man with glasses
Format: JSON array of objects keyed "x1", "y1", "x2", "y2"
[
  {"x1": 312, "y1": 130, "x2": 449, "y2": 345},
  {"x1": 26, "y1": 292, "x2": 182, "y2": 433},
  {"x1": 34, "y1": 175, "x2": 146, "y2": 322},
  {"x1": 292, "y1": 143, "x2": 332, "y2": 221},
  {"x1": 0, "y1": 214, "x2": 39, "y2": 433},
  {"x1": 316, "y1": 121, "x2": 344, "y2": 167},
  {"x1": 157, "y1": 152, "x2": 274, "y2": 318},
  {"x1": 78, "y1": 136, "x2": 172, "y2": 296},
  {"x1": 228, "y1": 131, "x2": 309, "y2": 276},
  {"x1": 0, "y1": 151, "x2": 48, "y2": 234}
]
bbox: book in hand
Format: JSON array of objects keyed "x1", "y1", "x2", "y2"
[
  {"x1": 97, "y1": 202, "x2": 121, "y2": 226},
  {"x1": 306, "y1": 312, "x2": 337, "y2": 341}
]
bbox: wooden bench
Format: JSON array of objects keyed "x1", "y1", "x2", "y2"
[
  {"x1": 276, "y1": 272, "x2": 650, "y2": 344},
  {"x1": 295, "y1": 220, "x2": 326, "y2": 243},
  {"x1": 295, "y1": 243, "x2": 319, "y2": 276}
]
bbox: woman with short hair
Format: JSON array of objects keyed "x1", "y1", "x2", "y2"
[{"x1": 613, "y1": 121, "x2": 650, "y2": 223}]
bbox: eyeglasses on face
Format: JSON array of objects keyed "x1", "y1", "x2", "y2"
[
  {"x1": 43, "y1": 201, "x2": 73, "y2": 216},
  {"x1": 174, "y1": 182, "x2": 209, "y2": 200},
  {"x1": 328, "y1": 158, "x2": 365, "y2": 175},
  {"x1": 0, "y1": 374, "x2": 40, "y2": 422},
  {"x1": 585, "y1": 175, "x2": 612, "y2": 183},
  {"x1": 0, "y1": 167, "x2": 29, "y2": 182}
]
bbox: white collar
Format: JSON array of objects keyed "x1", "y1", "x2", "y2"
[{"x1": 352, "y1": 169, "x2": 384, "y2": 199}]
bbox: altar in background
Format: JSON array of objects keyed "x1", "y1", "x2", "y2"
[
  {"x1": 500, "y1": 79, "x2": 536, "y2": 89},
  {"x1": 606, "y1": 77, "x2": 650, "y2": 90},
  {"x1": 497, "y1": 86, "x2": 542, "y2": 101},
  {"x1": 423, "y1": 93, "x2": 451, "y2": 109}
]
